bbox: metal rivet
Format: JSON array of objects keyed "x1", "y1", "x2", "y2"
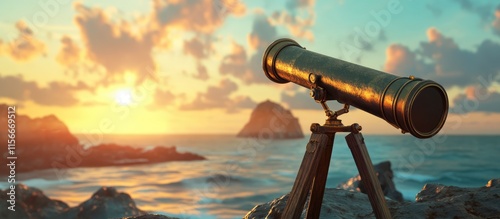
[{"x1": 309, "y1": 73, "x2": 317, "y2": 84}]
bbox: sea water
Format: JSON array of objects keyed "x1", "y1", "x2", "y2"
[{"x1": 2, "y1": 134, "x2": 499, "y2": 219}]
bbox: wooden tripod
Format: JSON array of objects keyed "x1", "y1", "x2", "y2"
[{"x1": 281, "y1": 103, "x2": 392, "y2": 219}]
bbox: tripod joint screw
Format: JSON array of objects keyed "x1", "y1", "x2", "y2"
[
  {"x1": 310, "y1": 123, "x2": 321, "y2": 133},
  {"x1": 351, "y1": 123, "x2": 362, "y2": 133}
]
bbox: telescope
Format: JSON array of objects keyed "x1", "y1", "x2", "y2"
[
  {"x1": 262, "y1": 39, "x2": 449, "y2": 219},
  {"x1": 263, "y1": 38, "x2": 448, "y2": 139}
]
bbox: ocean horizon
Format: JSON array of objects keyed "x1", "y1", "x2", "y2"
[{"x1": 2, "y1": 134, "x2": 499, "y2": 219}]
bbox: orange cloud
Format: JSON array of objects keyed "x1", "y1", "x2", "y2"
[
  {"x1": 384, "y1": 44, "x2": 417, "y2": 75},
  {"x1": 183, "y1": 36, "x2": 212, "y2": 59},
  {"x1": 56, "y1": 36, "x2": 81, "y2": 67},
  {"x1": 152, "y1": 0, "x2": 246, "y2": 34},
  {"x1": 71, "y1": 1, "x2": 246, "y2": 86},
  {"x1": 465, "y1": 86, "x2": 477, "y2": 100},
  {"x1": 247, "y1": 13, "x2": 277, "y2": 50},
  {"x1": 270, "y1": 10, "x2": 315, "y2": 41},
  {"x1": 1, "y1": 21, "x2": 45, "y2": 61},
  {"x1": 220, "y1": 41, "x2": 247, "y2": 76},
  {"x1": 426, "y1": 27, "x2": 442, "y2": 43},
  {"x1": 74, "y1": 3, "x2": 156, "y2": 85},
  {"x1": 493, "y1": 5, "x2": 500, "y2": 36},
  {"x1": 385, "y1": 27, "x2": 500, "y2": 88},
  {"x1": 286, "y1": 0, "x2": 315, "y2": 9},
  {"x1": 0, "y1": 75, "x2": 91, "y2": 106},
  {"x1": 193, "y1": 63, "x2": 209, "y2": 81},
  {"x1": 180, "y1": 79, "x2": 255, "y2": 112}
]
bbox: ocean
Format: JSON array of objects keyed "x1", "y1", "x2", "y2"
[{"x1": 3, "y1": 134, "x2": 499, "y2": 219}]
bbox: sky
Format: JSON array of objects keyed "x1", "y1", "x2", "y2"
[{"x1": 1, "y1": 0, "x2": 500, "y2": 135}]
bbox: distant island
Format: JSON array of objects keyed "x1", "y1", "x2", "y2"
[
  {"x1": 237, "y1": 100, "x2": 304, "y2": 139},
  {"x1": 0, "y1": 104, "x2": 205, "y2": 175}
]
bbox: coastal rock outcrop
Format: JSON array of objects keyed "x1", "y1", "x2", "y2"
[
  {"x1": 243, "y1": 179, "x2": 500, "y2": 218},
  {"x1": 0, "y1": 104, "x2": 83, "y2": 174},
  {"x1": 0, "y1": 184, "x2": 146, "y2": 219},
  {"x1": 0, "y1": 104, "x2": 205, "y2": 175},
  {"x1": 337, "y1": 161, "x2": 404, "y2": 202},
  {"x1": 80, "y1": 144, "x2": 205, "y2": 167},
  {"x1": 237, "y1": 100, "x2": 304, "y2": 139}
]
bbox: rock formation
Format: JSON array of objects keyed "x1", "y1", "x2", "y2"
[
  {"x1": 0, "y1": 184, "x2": 146, "y2": 219},
  {"x1": 337, "y1": 161, "x2": 404, "y2": 202},
  {"x1": 0, "y1": 104, "x2": 205, "y2": 175},
  {"x1": 0, "y1": 104, "x2": 83, "y2": 174},
  {"x1": 80, "y1": 144, "x2": 205, "y2": 167},
  {"x1": 243, "y1": 179, "x2": 500, "y2": 218},
  {"x1": 237, "y1": 100, "x2": 304, "y2": 139}
]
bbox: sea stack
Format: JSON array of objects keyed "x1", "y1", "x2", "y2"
[{"x1": 237, "y1": 100, "x2": 304, "y2": 139}]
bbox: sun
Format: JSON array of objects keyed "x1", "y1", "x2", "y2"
[{"x1": 115, "y1": 89, "x2": 133, "y2": 105}]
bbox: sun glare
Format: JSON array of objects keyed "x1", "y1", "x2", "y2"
[{"x1": 115, "y1": 89, "x2": 133, "y2": 105}]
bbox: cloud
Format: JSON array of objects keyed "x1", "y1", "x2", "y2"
[
  {"x1": 270, "y1": 0, "x2": 316, "y2": 42},
  {"x1": 248, "y1": 13, "x2": 278, "y2": 50},
  {"x1": 71, "y1": 1, "x2": 247, "y2": 86},
  {"x1": 384, "y1": 27, "x2": 500, "y2": 88},
  {"x1": 286, "y1": 0, "x2": 315, "y2": 10},
  {"x1": 220, "y1": 14, "x2": 279, "y2": 84},
  {"x1": 493, "y1": 5, "x2": 500, "y2": 36},
  {"x1": 454, "y1": 0, "x2": 493, "y2": 23},
  {"x1": 193, "y1": 63, "x2": 209, "y2": 81},
  {"x1": 74, "y1": 3, "x2": 156, "y2": 85},
  {"x1": 180, "y1": 79, "x2": 256, "y2": 112},
  {"x1": 451, "y1": 86, "x2": 500, "y2": 113},
  {"x1": 183, "y1": 36, "x2": 213, "y2": 59},
  {"x1": 153, "y1": 88, "x2": 176, "y2": 106},
  {"x1": 220, "y1": 41, "x2": 247, "y2": 76},
  {"x1": 152, "y1": 0, "x2": 246, "y2": 34},
  {"x1": 270, "y1": 11, "x2": 314, "y2": 41},
  {"x1": 219, "y1": 41, "x2": 270, "y2": 84},
  {"x1": 384, "y1": 44, "x2": 430, "y2": 77},
  {"x1": 0, "y1": 75, "x2": 91, "y2": 106},
  {"x1": 426, "y1": 4, "x2": 443, "y2": 17},
  {"x1": 56, "y1": 35, "x2": 81, "y2": 67},
  {"x1": 0, "y1": 21, "x2": 45, "y2": 61}
]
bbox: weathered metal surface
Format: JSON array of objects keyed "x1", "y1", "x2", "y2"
[{"x1": 263, "y1": 38, "x2": 449, "y2": 138}]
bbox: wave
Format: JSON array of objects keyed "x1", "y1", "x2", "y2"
[
  {"x1": 394, "y1": 171, "x2": 465, "y2": 184},
  {"x1": 151, "y1": 174, "x2": 262, "y2": 189},
  {"x1": 0, "y1": 178, "x2": 73, "y2": 190},
  {"x1": 394, "y1": 172, "x2": 440, "y2": 183}
]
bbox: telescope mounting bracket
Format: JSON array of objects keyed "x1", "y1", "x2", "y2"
[{"x1": 308, "y1": 73, "x2": 350, "y2": 120}]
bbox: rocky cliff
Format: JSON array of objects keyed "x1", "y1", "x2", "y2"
[
  {"x1": 0, "y1": 104, "x2": 205, "y2": 175},
  {"x1": 237, "y1": 100, "x2": 304, "y2": 139}
]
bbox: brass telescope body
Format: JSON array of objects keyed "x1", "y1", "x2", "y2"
[{"x1": 263, "y1": 38, "x2": 448, "y2": 138}]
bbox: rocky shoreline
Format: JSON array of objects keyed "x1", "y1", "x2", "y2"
[
  {"x1": 1, "y1": 162, "x2": 499, "y2": 219},
  {"x1": 244, "y1": 178, "x2": 500, "y2": 218}
]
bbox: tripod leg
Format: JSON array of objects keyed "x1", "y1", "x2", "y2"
[
  {"x1": 306, "y1": 133, "x2": 335, "y2": 219},
  {"x1": 282, "y1": 133, "x2": 329, "y2": 219},
  {"x1": 345, "y1": 132, "x2": 392, "y2": 219}
]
